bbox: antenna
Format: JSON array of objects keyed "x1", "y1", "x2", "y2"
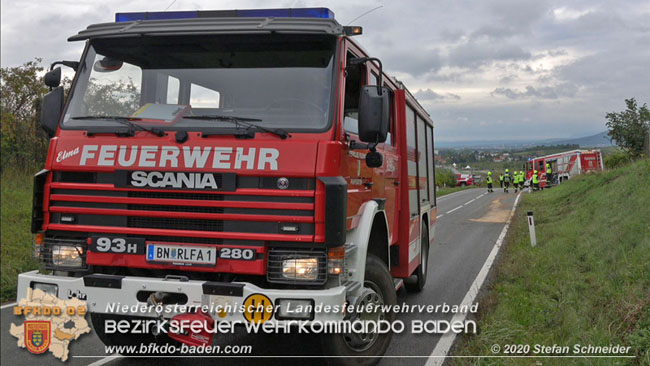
[
  {"x1": 346, "y1": 4, "x2": 384, "y2": 26},
  {"x1": 164, "y1": 0, "x2": 176, "y2": 11}
]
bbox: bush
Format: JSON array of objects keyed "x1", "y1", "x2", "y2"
[
  {"x1": 436, "y1": 167, "x2": 456, "y2": 187},
  {"x1": 604, "y1": 151, "x2": 632, "y2": 169}
]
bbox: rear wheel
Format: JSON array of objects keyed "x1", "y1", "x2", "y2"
[
  {"x1": 460, "y1": 182, "x2": 466, "y2": 187},
  {"x1": 406, "y1": 224, "x2": 429, "y2": 292},
  {"x1": 321, "y1": 255, "x2": 397, "y2": 366}
]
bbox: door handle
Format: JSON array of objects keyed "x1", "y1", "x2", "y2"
[
  {"x1": 393, "y1": 181, "x2": 400, "y2": 186},
  {"x1": 364, "y1": 182, "x2": 374, "y2": 188}
]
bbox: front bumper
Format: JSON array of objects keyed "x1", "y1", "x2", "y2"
[{"x1": 17, "y1": 271, "x2": 347, "y2": 323}]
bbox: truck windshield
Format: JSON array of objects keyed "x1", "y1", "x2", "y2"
[{"x1": 63, "y1": 34, "x2": 336, "y2": 133}]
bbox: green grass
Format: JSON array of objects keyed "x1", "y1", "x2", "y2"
[
  {"x1": 452, "y1": 159, "x2": 650, "y2": 366},
  {"x1": 1, "y1": 168, "x2": 38, "y2": 303}
]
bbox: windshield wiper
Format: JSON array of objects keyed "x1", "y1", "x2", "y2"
[
  {"x1": 184, "y1": 115, "x2": 290, "y2": 139},
  {"x1": 71, "y1": 116, "x2": 165, "y2": 137}
]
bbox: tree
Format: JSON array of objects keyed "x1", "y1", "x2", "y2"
[
  {"x1": 605, "y1": 98, "x2": 650, "y2": 158},
  {"x1": 1, "y1": 59, "x2": 49, "y2": 169}
]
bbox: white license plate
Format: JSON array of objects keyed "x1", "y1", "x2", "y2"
[{"x1": 146, "y1": 244, "x2": 217, "y2": 266}]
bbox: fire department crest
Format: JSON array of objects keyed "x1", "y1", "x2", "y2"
[{"x1": 25, "y1": 321, "x2": 51, "y2": 354}]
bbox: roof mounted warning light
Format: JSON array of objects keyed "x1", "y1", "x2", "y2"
[
  {"x1": 115, "y1": 8, "x2": 335, "y2": 22},
  {"x1": 343, "y1": 26, "x2": 363, "y2": 36}
]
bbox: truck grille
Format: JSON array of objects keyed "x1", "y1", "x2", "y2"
[{"x1": 46, "y1": 172, "x2": 318, "y2": 245}]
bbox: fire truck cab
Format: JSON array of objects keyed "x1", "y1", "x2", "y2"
[{"x1": 18, "y1": 8, "x2": 436, "y2": 363}]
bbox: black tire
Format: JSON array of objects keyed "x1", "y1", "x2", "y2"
[
  {"x1": 91, "y1": 313, "x2": 178, "y2": 354},
  {"x1": 406, "y1": 224, "x2": 429, "y2": 292},
  {"x1": 321, "y1": 255, "x2": 397, "y2": 366},
  {"x1": 460, "y1": 182, "x2": 466, "y2": 187}
]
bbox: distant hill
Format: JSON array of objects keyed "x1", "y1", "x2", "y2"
[
  {"x1": 548, "y1": 131, "x2": 614, "y2": 147},
  {"x1": 437, "y1": 131, "x2": 615, "y2": 149}
]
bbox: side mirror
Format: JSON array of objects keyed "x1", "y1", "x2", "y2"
[
  {"x1": 40, "y1": 87, "x2": 64, "y2": 137},
  {"x1": 358, "y1": 86, "x2": 389, "y2": 143},
  {"x1": 44, "y1": 67, "x2": 61, "y2": 88}
]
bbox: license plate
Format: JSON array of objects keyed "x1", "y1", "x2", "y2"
[{"x1": 146, "y1": 244, "x2": 217, "y2": 266}]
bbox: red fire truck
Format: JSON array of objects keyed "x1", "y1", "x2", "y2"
[
  {"x1": 18, "y1": 8, "x2": 437, "y2": 363},
  {"x1": 525, "y1": 149, "x2": 603, "y2": 188},
  {"x1": 454, "y1": 173, "x2": 474, "y2": 187}
]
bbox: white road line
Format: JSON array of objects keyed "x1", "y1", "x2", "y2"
[
  {"x1": 436, "y1": 214, "x2": 444, "y2": 219},
  {"x1": 0, "y1": 302, "x2": 17, "y2": 309},
  {"x1": 426, "y1": 193, "x2": 521, "y2": 366},
  {"x1": 464, "y1": 199, "x2": 476, "y2": 205},
  {"x1": 437, "y1": 189, "x2": 471, "y2": 201},
  {"x1": 446, "y1": 206, "x2": 463, "y2": 214},
  {"x1": 86, "y1": 354, "x2": 121, "y2": 366}
]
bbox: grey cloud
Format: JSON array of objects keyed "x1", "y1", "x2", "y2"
[
  {"x1": 414, "y1": 89, "x2": 461, "y2": 101},
  {"x1": 448, "y1": 41, "x2": 531, "y2": 68},
  {"x1": 382, "y1": 49, "x2": 442, "y2": 77},
  {"x1": 491, "y1": 83, "x2": 579, "y2": 99}
]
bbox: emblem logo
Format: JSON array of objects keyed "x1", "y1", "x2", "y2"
[
  {"x1": 277, "y1": 177, "x2": 289, "y2": 190},
  {"x1": 25, "y1": 321, "x2": 51, "y2": 354}
]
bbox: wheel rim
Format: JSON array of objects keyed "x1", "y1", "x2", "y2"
[{"x1": 343, "y1": 281, "x2": 386, "y2": 352}]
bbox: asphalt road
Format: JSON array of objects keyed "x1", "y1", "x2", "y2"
[{"x1": 1, "y1": 187, "x2": 520, "y2": 366}]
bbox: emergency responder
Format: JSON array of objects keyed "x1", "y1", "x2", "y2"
[
  {"x1": 503, "y1": 169, "x2": 511, "y2": 193},
  {"x1": 486, "y1": 172, "x2": 494, "y2": 192},
  {"x1": 513, "y1": 169, "x2": 520, "y2": 192},
  {"x1": 520, "y1": 171, "x2": 525, "y2": 190},
  {"x1": 532, "y1": 169, "x2": 539, "y2": 191},
  {"x1": 546, "y1": 162, "x2": 553, "y2": 185},
  {"x1": 499, "y1": 174, "x2": 504, "y2": 188}
]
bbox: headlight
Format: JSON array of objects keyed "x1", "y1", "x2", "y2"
[
  {"x1": 52, "y1": 245, "x2": 83, "y2": 267},
  {"x1": 282, "y1": 257, "x2": 319, "y2": 280}
]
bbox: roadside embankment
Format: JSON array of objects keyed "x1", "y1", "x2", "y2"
[
  {"x1": 1, "y1": 168, "x2": 38, "y2": 302},
  {"x1": 452, "y1": 159, "x2": 650, "y2": 365}
]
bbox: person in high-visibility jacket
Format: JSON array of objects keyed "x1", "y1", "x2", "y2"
[
  {"x1": 486, "y1": 171, "x2": 494, "y2": 193},
  {"x1": 546, "y1": 162, "x2": 553, "y2": 185},
  {"x1": 513, "y1": 170, "x2": 520, "y2": 192},
  {"x1": 503, "y1": 169, "x2": 511, "y2": 193},
  {"x1": 499, "y1": 174, "x2": 503, "y2": 188},
  {"x1": 520, "y1": 171, "x2": 525, "y2": 189},
  {"x1": 532, "y1": 169, "x2": 539, "y2": 191}
]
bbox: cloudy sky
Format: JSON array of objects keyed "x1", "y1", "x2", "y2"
[{"x1": 2, "y1": 0, "x2": 649, "y2": 142}]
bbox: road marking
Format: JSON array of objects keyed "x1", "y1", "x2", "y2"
[
  {"x1": 464, "y1": 199, "x2": 475, "y2": 205},
  {"x1": 436, "y1": 214, "x2": 444, "y2": 219},
  {"x1": 446, "y1": 206, "x2": 463, "y2": 214},
  {"x1": 437, "y1": 189, "x2": 471, "y2": 201},
  {"x1": 87, "y1": 354, "x2": 120, "y2": 366},
  {"x1": 0, "y1": 302, "x2": 17, "y2": 309},
  {"x1": 426, "y1": 193, "x2": 521, "y2": 366}
]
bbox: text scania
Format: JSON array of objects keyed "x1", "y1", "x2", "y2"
[
  {"x1": 131, "y1": 171, "x2": 219, "y2": 189},
  {"x1": 77, "y1": 145, "x2": 280, "y2": 170}
]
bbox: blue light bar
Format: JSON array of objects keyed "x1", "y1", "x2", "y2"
[{"x1": 115, "y1": 8, "x2": 334, "y2": 22}]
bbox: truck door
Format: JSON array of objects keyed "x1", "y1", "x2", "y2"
[{"x1": 369, "y1": 69, "x2": 400, "y2": 244}]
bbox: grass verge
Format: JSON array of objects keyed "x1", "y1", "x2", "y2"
[
  {"x1": 452, "y1": 159, "x2": 650, "y2": 366},
  {"x1": 1, "y1": 168, "x2": 38, "y2": 303}
]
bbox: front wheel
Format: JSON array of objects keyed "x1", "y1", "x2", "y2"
[{"x1": 321, "y1": 255, "x2": 397, "y2": 366}]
